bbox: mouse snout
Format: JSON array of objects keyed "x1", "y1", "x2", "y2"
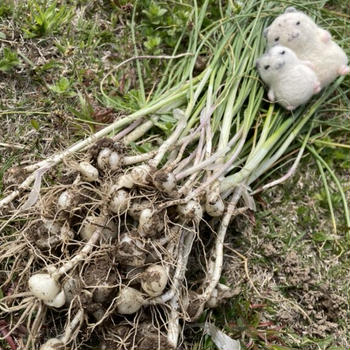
[
  {"x1": 275, "y1": 60, "x2": 285, "y2": 70},
  {"x1": 288, "y1": 31, "x2": 299, "y2": 41},
  {"x1": 256, "y1": 61, "x2": 260, "y2": 69}
]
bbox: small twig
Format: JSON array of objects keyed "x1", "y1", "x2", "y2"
[
  {"x1": 0, "y1": 142, "x2": 28, "y2": 150},
  {"x1": 225, "y1": 246, "x2": 262, "y2": 297}
]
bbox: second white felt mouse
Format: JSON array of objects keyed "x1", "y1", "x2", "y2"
[
  {"x1": 264, "y1": 7, "x2": 349, "y2": 88},
  {"x1": 256, "y1": 45, "x2": 321, "y2": 110}
]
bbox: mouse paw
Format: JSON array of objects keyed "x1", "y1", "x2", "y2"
[
  {"x1": 302, "y1": 60, "x2": 315, "y2": 70},
  {"x1": 286, "y1": 105, "x2": 296, "y2": 111},
  {"x1": 320, "y1": 29, "x2": 331, "y2": 43},
  {"x1": 313, "y1": 81, "x2": 321, "y2": 94},
  {"x1": 267, "y1": 89, "x2": 275, "y2": 102},
  {"x1": 338, "y1": 65, "x2": 350, "y2": 75}
]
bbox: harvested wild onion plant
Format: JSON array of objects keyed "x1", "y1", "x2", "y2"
[{"x1": 0, "y1": 1, "x2": 345, "y2": 349}]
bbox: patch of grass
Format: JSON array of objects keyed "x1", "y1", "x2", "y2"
[
  {"x1": 0, "y1": 47, "x2": 20, "y2": 72},
  {"x1": 23, "y1": 0, "x2": 73, "y2": 38},
  {"x1": 215, "y1": 151, "x2": 349, "y2": 349}
]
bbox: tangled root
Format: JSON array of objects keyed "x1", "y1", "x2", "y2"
[{"x1": 0, "y1": 138, "x2": 244, "y2": 350}]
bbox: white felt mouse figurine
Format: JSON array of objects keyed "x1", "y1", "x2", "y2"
[
  {"x1": 256, "y1": 45, "x2": 321, "y2": 110},
  {"x1": 264, "y1": 7, "x2": 349, "y2": 88}
]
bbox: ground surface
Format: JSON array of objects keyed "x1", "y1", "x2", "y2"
[{"x1": 0, "y1": 1, "x2": 349, "y2": 349}]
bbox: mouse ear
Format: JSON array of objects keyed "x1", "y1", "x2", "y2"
[
  {"x1": 284, "y1": 7, "x2": 297, "y2": 13},
  {"x1": 263, "y1": 26, "x2": 270, "y2": 38}
]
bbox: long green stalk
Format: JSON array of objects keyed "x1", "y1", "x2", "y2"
[
  {"x1": 307, "y1": 145, "x2": 350, "y2": 238},
  {"x1": 316, "y1": 158, "x2": 337, "y2": 234}
]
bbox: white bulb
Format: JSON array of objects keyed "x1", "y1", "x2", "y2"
[
  {"x1": 205, "y1": 197, "x2": 225, "y2": 217},
  {"x1": 130, "y1": 164, "x2": 151, "y2": 185},
  {"x1": 138, "y1": 208, "x2": 153, "y2": 228},
  {"x1": 154, "y1": 171, "x2": 176, "y2": 193},
  {"x1": 97, "y1": 148, "x2": 112, "y2": 169},
  {"x1": 80, "y1": 216, "x2": 117, "y2": 241},
  {"x1": 57, "y1": 190, "x2": 74, "y2": 210},
  {"x1": 29, "y1": 273, "x2": 60, "y2": 302},
  {"x1": 28, "y1": 273, "x2": 65, "y2": 307},
  {"x1": 109, "y1": 151, "x2": 121, "y2": 170},
  {"x1": 78, "y1": 161, "x2": 99, "y2": 182},
  {"x1": 138, "y1": 208, "x2": 164, "y2": 237},
  {"x1": 205, "y1": 182, "x2": 225, "y2": 217},
  {"x1": 141, "y1": 265, "x2": 168, "y2": 297},
  {"x1": 109, "y1": 189, "x2": 129, "y2": 213},
  {"x1": 177, "y1": 200, "x2": 203, "y2": 221},
  {"x1": 39, "y1": 338, "x2": 63, "y2": 350},
  {"x1": 116, "y1": 287, "x2": 145, "y2": 314},
  {"x1": 116, "y1": 174, "x2": 134, "y2": 189}
]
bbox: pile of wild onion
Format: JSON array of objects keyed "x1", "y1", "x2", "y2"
[{"x1": 0, "y1": 1, "x2": 343, "y2": 349}]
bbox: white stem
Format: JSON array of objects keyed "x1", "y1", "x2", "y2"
[
  {"x1": 175, "y1": 127, "x2": 243, "y2": 180},
  {"x1": 113, "y1": 119, "x2": 143, "y2": 141},
  {"x1": 1, "y1": 91, "x2": 185, "y2": 209},
  {"x1": 149, "y1": 115, "x2": 187, "y2": 168},
  {"x1": 167, "y1": 230, "x2": 195, "y2": 348},
  {"x1": 205, "y1": 112, "x2": 213, "y2": 162},
  {"x1": 187, "y1": 132, "x2": 246, "y2": 200},
  {"x1": 251, "y1": 141, "x2": 306, "y2": 195},
  {"x1": 122, "y1": 117, "x2": 158, "y2": 144},
  {"x1": 122, "y1": 151, "x2": 157, "y2": 166},
  {"x1": 164, "y1": 135, "x2": 192, "y2": 171},
  {"x1": 52, "y1": 217, "x2": 107, "y2": 279},
  {"x1": 0, "y1": 170, "x2": 38, "y2": 209},
  {"x1": 59, "y1": 309, "x2": 84, "y2": 344},
  {"x1": 173, "y1": 152, "x2": 196, "y2": 175},
  {"x1": 178, "y1": 111, "x2": 212, "y2": 195},
  {"x1": 192, "y1": 187, "x2": 243, "y2": 320},
  {"x1": 179, "y1": 147, "x2": 205, "y2": 196}
]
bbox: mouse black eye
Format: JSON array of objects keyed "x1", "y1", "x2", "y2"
[
  {"x1": 280, "y1": 50, "x2": 285, "y2": 55},
  {"x1": 264, "y1": 65, "x2": 270, "y2": 70},
  {"x1": 274, "y1": 37, "x2": 280, "y2": 42},
  {"x1": 296, "y1": 21, "x2": 300, "y2": 25}
]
